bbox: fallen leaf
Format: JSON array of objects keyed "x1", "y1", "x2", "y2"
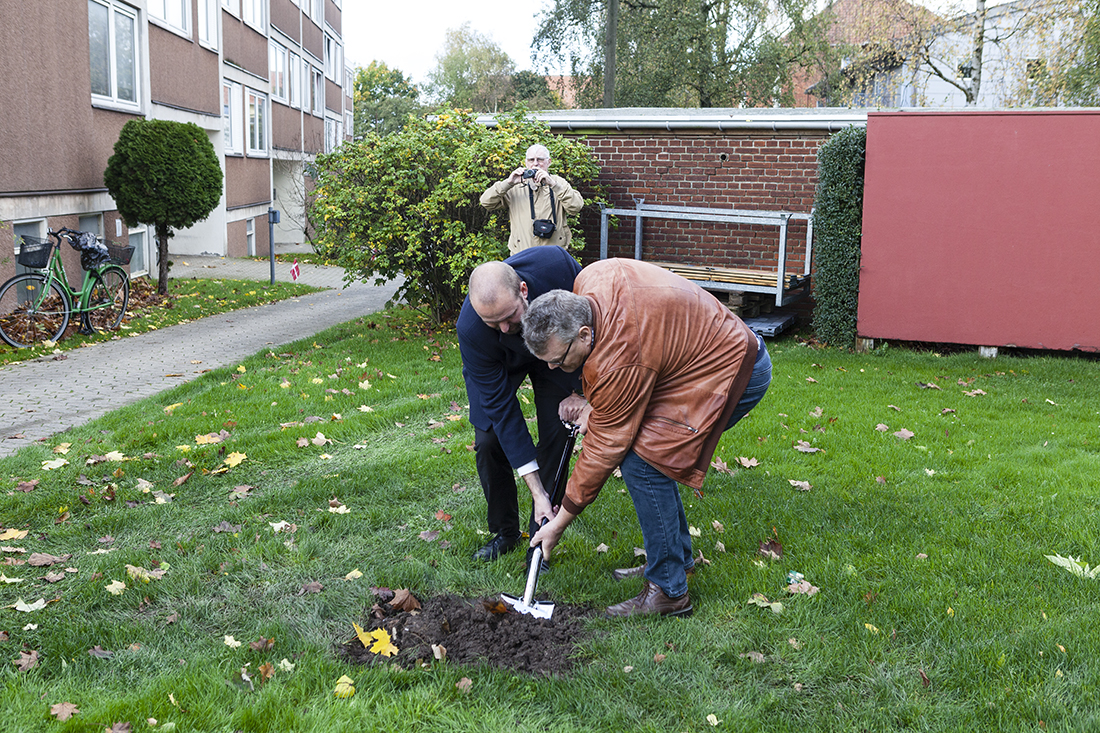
[
  {"x1": 748, "y1": 594, "x2": 784, "y2": 614},
  {"x1": 16, "y1": 479, "x2": 39, "y2": 492},
  {"x1": 278, "y1": 658, "x2": 295, "y2": 672},
  {"x1": 941, "y1": 408, "x2": 956, "y2": 415},
  {"x1": 14, "y1": 649, "x2": 38, "y2": 671},
  {"x1": 224, "y1": 635, "x2": 242, "y2": 648},
  {"x1": 29, "y1": 553, "x2": 68, "y2": 567},
  {"x1": 715, "y1": 541, "x2": 726, "y2": 552},
  {"x1": 257, "y1": 662, "x2": 275, "y2": 681},
  {"x1": 298, "y1": 581, "x2": 323, "y2": 595},
  {"x1": 805, "y1": 377, "x2": 817, "y2": 383},
  {"x1": 919, "y1": 668, "x2": 930, "y2": 688},
  {"x1": 653, "y1": 653, "x2": 667, "y2": 663},
  {"x1": 758, "y1": 539, "x2": 783, "y2": 561},
  {"x1": 223, "y1": 452, "x2": 246, "y2": 468},
  {"x1": 126, "y1": 565, "x2": 166, "y2": 583},
  {"x1": 712, "y1": 520, "x2": 725, "y2": 533},
  {"x1": 89, "y1": 645, "x2": 113, "y2": 658},
  {"x1": 213, "y1": 521, "x2": 241, "y2": 534},
  {"x1": 105, "y1": 580, "x2": 126, "y2": 595},
  {"x1": 875, "y1": 423, "x2": 890, "y2": 432},
  {"x1": 164, "y1": 402, "x2": 184, "y2": 414},
  {"x1": 390, "y1": 588, "x2": 421, "y2": 612},
  {"x1": 153, "y1": 490, "x2": 175, "y2": 504},
  {"x1": 311, "y1": 432, "x2": 332, "y2": 447},
  {"x1": 739, "y1": 651, "x2": 766, "y2": 663},
  {"x1": 249, "y1": 636, "x2": 274, "y2": 652},
  {"x1": 49, "y1": 702, "x2": 80, "y2": 721},
  {"x1": 41, "y1": 458, "x2": 68, "y2": 470},
  {"x1": 456, "y1": 677, "x2": 473, "y2": 693},
  {"x1": 0, "y1": 529, "x2": 29, "y2": 541},
  {"x1": 369, "y1": 627, "x2": 399, "y2": 657},
  {"x1": 432, "y1": 643, "x2": 447, "y2": 660},
  {"x1": 707, "y1": 713, "x2": 721, "y2": 726},
  {"x1": 0, "y1": 573, "x2": 22, "y2": 584},
  {"x1": 333, "y1": 674, "x2": 356, "y2": 698},
  {"x1": 345, "y1": 569, "x2": 363, "y2": 580},
  {"x1": 172, "y1": 472, "x2": 192, "y2": 487},
  {"x1": 865, "y1": 623, "x2": 880, "y2": 634},
  {"x1": 893, "y1": 428, "x2": 915, "y2": 440},
  {"x1": 105, "y1": 723, "x2": 131, "y2": 733},
  {"x1": 710, "y1": 457, "x2": 733, "y2": 475},
  {"x1": 794, "y1": 441, "x2": 822, "y2": 453},
  {"x1": 736, "y1": 456, "x2": 759, "y2": 468},
  {"x1": 595, "y1": 543, "x2": 609, "y2": 553},
  {"x1": 916, "y1": 382, "x2": 941, "y2": 390},
  {"x1": 434, "y1": 510, "x2": 452, "y2": 521},
  {"x1": 418, "y1": 530, "x2": 439, "y2": 541},
  {"x1": 789, "y1": 479, "x2": 812, "y2": 491},
  {"x1": 788, "y1": 580, "x2": 820, "y2": 596},
  {"x1": 43, "y1": 572, "x2": 65, "y2": 583}
]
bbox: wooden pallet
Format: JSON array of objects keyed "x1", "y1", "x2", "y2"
[{"x1": 650, "y1": 261, "x2": 806, "y2": 289}]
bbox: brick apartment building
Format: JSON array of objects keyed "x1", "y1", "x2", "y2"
[{"x1": 0, "y1": 0, "x2": 353, "y2": 283}]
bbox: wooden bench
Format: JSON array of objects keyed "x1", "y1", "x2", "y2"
[{"x1": 597, "y1": 201, "x2": 813, "y2": 307}]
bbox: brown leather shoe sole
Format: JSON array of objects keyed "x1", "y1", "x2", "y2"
[{"x1": 611, "y1": 565, "x2": 695, "y2": 581}]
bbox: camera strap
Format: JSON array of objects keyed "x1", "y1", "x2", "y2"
[{"x1": 528, "y1": 184, "x2": 557, "y2": 226}]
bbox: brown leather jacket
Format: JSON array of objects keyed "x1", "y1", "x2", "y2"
[{"x1": 562, "y1": 259, "x2": 757, "y2": 516}]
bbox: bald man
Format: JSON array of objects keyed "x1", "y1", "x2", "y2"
[
  {"x1": 479, "y1": 144, "x2": 584, "y2": 255},
  {"x1": 457, "y1": 246, "x2": 586, "y2": 563}
]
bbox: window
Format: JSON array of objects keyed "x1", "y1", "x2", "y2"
[
  {"x1": 197, "y1": 0, "x2": 218, "y2": 47},
  {"x1": 149, "y1": 0, "x2": 190, "y2": 35},
  {"x1": 310, "y1": 0, "x2": 322, "y2": 25},
  {"x1": 345, "y1": 66, "x2": 354, "y2": 93},
  {"x1": 89, "y1": 0, "x2": 139, "y2": 110},
  {"x1": 242, "y1": 0, "x2": 265, "y2": 30},
  {"x1": 247, "y1": 88, "x2": 268, "y2": 155},
  {"x1": 246, "y1": 218, "x2": 255, "y2": 257},
  {"x1": 13, "y1": 221, "x2": 46, "y2": 278},
  {"x1": 222, "y1": 0, "x2": 240, "y2": 15},
  {"x1": 311, "y1": 66, "x2": 324, "y2": 115},
  {"x1": 345, "y1": 111, "x2": 353, "y2": 140},
  {"x1": 288, "y1": 52, "x2": 302, "y2": 108},
  {"x1": 128, "y1": 225, "x2": 148, "y2": 276},
  {"x1": 324, "y1": 33, "x2": 342, "y2": 82},
  {"x1": 324, "y1": 116, "x2": 343, "y2": 153},
  {"x1": 269, "y1": 41, "x2": 287, "y2": 102},
  {"x1": 223, "y1": 80, "x2": 243, "y2": 154}
]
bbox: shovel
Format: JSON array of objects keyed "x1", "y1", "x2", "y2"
[{"x1": 500, "y1": 422, "x2": 579, "y2": 620}]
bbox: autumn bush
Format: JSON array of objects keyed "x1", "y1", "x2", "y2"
[
  {"x1": 307, "y1": 108, "x2": 602, "y2": 324},
  {"x1": 811, "y1": 124, "x2": 866, "y2": 348}
]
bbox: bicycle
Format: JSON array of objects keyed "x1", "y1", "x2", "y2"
[{"x1": 0, "y1": 228, "x2": 133, "y2": 348}]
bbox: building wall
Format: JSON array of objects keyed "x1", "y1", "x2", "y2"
[
  {"x1": 222, "y1": 10, "x2": 268, "y2": 77},
  {"x1": 270, "y1": 0, "x2": 301, "y2": 42},
  {"x1": 567, "y1": 131, "x2": 826, "y2": 276},
  {"x1": 225, "y1": 156, "x2": 271, "y2": 210},
  {"x1": 273, "y1": 103, "x2": 303, "y2": 150},
  {"x1": 858, "y1": 110, "x2": 1100, "y2": 351},
  {"x1": 325, "y1": 0, "x2": 341, "y2": 34},
  {"x1": 302, "y1": 17, "x2": 323, "y2": 60},
  {"x1": 149, "y1": 25, "x2": 220, "y2": 115}
]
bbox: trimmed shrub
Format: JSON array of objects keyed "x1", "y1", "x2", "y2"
[
  {"x1": 104, "y1": 119, "x2": 222, "y2": 294},
  {"x1": 811, "y1": 125, "x2": 866, "y2": 347},
  {"x1": 308, "y1": 108, "x2": 602, "y2": 324}
]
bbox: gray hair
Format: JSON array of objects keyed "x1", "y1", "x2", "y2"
[
  {"x1": 522, "y1": 290, "x2": 592, "y2": 356},
  {"x1": 525, "y1": 144, "x2": 551, "y2": 161}
]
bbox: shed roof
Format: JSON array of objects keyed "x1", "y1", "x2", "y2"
[{"x1": 477, "y1": 107, "x2": 869, "y2": 132}]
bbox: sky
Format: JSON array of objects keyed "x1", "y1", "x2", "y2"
[{"x1": 343, "y1": 1, "x2": 554, "y2": 88}]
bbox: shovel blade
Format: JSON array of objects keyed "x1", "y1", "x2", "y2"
[{"x1": 500, "y1": 593, "x2": 555, "y2": 620}]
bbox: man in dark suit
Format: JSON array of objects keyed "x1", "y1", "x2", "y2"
[{"x1": 457, "y1": 246, "x2": 586, "y2": 562}]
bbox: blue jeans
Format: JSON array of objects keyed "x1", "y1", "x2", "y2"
[{"x1": 621, "y1": 334, "x2": 772, "y2": 598}]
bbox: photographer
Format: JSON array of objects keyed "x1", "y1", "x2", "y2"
[{"x1": 480, "y1": 144, "x2": 584, "y2": 255}]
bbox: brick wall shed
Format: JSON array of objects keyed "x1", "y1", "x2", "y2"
[{"x1": 513, "y1": 109, "x2": 867, "y2": 285}]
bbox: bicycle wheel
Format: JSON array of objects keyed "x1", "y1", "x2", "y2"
[
  {"x1": 0, "y1": 274, "x2": 71, "y2": 348},
  {"x1": 84, "y1": 266, "x2": 130, "y2": 333}
]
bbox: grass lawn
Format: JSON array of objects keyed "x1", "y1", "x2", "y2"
[
  {"x1": 2, "y1": 310, "x2": 1100, "y2": 731},
  {"x1": 0, "y1": 277, "x2": 322, "y2": 367}
]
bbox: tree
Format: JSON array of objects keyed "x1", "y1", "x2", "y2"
[
  {"x1": 533, "y1": 0, "x2": 830, "y2": 107},
  {"x1": 427, "y1": 24, "x2": 516, "y2": 112},
  {"x1": 354, "y1": 61, "x2": 420, "y2": 137},
  {"x1": 103, "y1": 120, "x2": 222, "y2": 295},
  {"x1": 307, "y1": 109, "x2": 601, "y2": 323},
  {"x1": 512, "y1": 70, "x2": 564, "y2": 109}
]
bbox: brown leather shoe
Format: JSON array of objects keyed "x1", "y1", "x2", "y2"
[
  {"x1": 611, "y1": 565, "x2": 695, "y2": 581},
  {"x1": 605, "y1": 580, "x2": 693, "y2": 618}
]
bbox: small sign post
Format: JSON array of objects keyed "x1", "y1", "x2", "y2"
[{"x1": 267, "y1": 207, "x2": 280, "y2": 285}]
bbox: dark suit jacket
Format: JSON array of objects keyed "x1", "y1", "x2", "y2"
[{"x1": 458, "y1": 246, "x2": 582, "y2": 469}]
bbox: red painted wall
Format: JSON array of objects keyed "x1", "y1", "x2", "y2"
[{"x1": 858, "y1": 110, "x2": 1100, "y2": 351}]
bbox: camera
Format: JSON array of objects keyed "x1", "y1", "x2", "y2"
[{"x1": 522, "y1": 169, "x2": 537, "y2": 180}]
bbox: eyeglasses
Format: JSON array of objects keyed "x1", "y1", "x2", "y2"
[{"x1": 546, "y1": 336, "x2": 576, "y2": 367}]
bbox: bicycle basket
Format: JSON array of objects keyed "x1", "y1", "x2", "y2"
[
  {"x1": 16, "y1": 235, "x2": 53, "y2": 268},
  {"x1": 105, "y1": 242, "x2": 135, "y2": 266}
]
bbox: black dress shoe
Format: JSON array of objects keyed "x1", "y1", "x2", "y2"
[{"x1": 473, "y1": 533, "x2": 521, "y2": 562}]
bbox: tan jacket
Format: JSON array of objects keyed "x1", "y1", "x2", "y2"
[
  {"x1": 562, "y1": 259, "x2": 757, "y2": 515},
  {"x1": 479, "y1": 175, "x2": 584, "y2": 255}
]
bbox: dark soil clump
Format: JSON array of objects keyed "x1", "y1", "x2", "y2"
[{"x1": 337, "y1": 594, "x2": 594, "y2": 675}]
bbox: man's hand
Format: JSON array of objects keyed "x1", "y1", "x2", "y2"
[
  {"x1": 506, "y1": 166, "x2": 526, "y2": 185},
  {"x1": 521, "y1": 470, "x2": 555, "y2": 525},
  {"x1": 576, "y1": 403, "x2": 593, "y2": 434},
  {"x1": 529, "y1": 508, "x2": 576, "y2": 559},
  {"x1": 557, "y1": 393, "x2": 588, "y2": 423},
  {"x1": 532, "y1": 169, "x2": 551, "y2": 186}
]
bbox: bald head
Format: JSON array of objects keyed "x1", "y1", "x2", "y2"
[{"x1": 469, "y1": 261, "x2": 528, "y2": 333}]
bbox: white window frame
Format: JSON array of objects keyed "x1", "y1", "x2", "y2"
[
  {"x1": 223, "y1": 79, "x2": 243, "y2": 155},
  {"x1": 288, "y1": 51, "x2": 302, "y2": 108},
  {"x1": 311, "y1": 65, "x2": 324, "y2": 115},
  {"x1": 310, "y1": 0, "x2": 322, "y2": 25},
  {"x1": 345, "y1": 111, "x2": 353, "y2": 140},
  {"x1": 324, "y1": 115, "x2": 343, "y2": 153},
  {"x1": 197, "y1": 0, "x2": 218, "y2": 49},
  {"x1": 88, "y1": 0, "x2": 141, "y2": 112},
  {"x1": 247, "y1": 88, "x2": 269, "y2": 156},
  {"x1": 128, "y1": 224, "x2": 150, "y2": 277},
  {"x1": 323, "y1": 33, "x2": 342, "y2": 82},
  {"x1": 246, "y1": 218, "x2": 255, "y2": 257},
  {"x1": 222, "y1": 0, "x2": 240, "y2": 16},
  {"x1": 345, "y1": 66, "x2": 354, "y2": 92},
  {"x1": 269, "y1": 41, "x2": 288, "y2": 102},
  {"x1": 148, "y1": 0, "x2": 190, "y2": 37},
  {"x1": 242, "y1": 0, "x2": 265, "y2": 31}
]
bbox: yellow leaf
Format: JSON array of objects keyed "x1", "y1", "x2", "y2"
[
  {"x1": 345, "y1": 569, "x2": 363, "y2": 580},
  {"x1": 864, "y1": 623, "x2": 879, "y2": 634},
  {"x1": 164, "y1": 402, "x2": 184, "y2": 414},
  {"x1": 53, "y1": 443, "x2": 72, "y2": 455},
  {"x1": 224, "y1": 635, "x2": 242, "y2": 648},
  {"x1": 0, "y1": 573, "x2": 23, "y2": 584},
  {"x1": 237, "y1": 365, "x2": 247, "y2": 373},
  {"x1": 358, "y1": 380, "x2": 371, "y2": 390},
  {"x1": 105, "y1": 580, "x2": 126, "y2": 595},
  {"x1": 176, "y1": 445, "x2": 191, "y2": 452},
  {"x1": 333, "y1": 675, "x2": 356, "y2": 698},
  {"x1": 223, "y1": 452, "x2": 246, "y2": 468},
  {"x1": 352, "y1": 622, "x2": 371, "y2": 648},
  {"x1": 311, "y1": 377, "x2": 324, "y2": 384},
  {"x1": 41, "y1": 458, "x2": 69, "y2": 471},
  {"x1": 195, "y1": 433, "x2": 221, "y2": 445},
  {"x1": 0, "y1": 529, "x2": 28, "y2": 541},
  {"x1": 237, "y1": 383, "x2": 249, "y2": 390},
  {"x1": 369, "y1": 628, "x2": 399, "y2": 657}
]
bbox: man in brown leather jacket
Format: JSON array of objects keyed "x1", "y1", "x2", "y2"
[{"x1": 521, "y1": 258, "x2": 772, "y2": 617}]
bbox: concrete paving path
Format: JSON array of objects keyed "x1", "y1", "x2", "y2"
[{"x1": 0, "y1": 253, "x2": 402, "y2": 458}]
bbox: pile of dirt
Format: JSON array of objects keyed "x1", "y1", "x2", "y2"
[{"x1": 337, "y1": 594, "x2": 594, "y2": 675}]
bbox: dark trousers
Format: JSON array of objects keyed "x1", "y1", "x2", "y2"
[{"x1": 474, "y1": 371, "x2": 573, "y2": 539}]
